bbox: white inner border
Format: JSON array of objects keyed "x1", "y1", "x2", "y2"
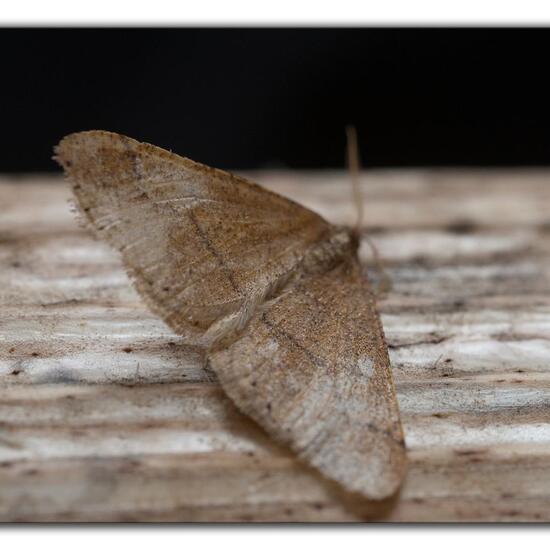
[{"x1": 2, "y1": 0, "x2": 550, "y2": 25}]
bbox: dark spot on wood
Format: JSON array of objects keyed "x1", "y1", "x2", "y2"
[
  {"x1": 411, "y1": 254, "x2": 429, "y2": 266},
  {"x1": 364, "y1": 226, "x2": 385, "y2": 234},
  {"x1": 426, "y1": 332, "x2": 448, "y2": 345},
  {"x1": 251, "y1": 380, "x2": 257, "y2": 387},
  {"x1": 83, "y1": 207, "x2": 90, "y2": 212},
  {"x1": 516, "y1": 369, "x2": 525, "y2": 373},
  {"x1": 162, "y1": 287, "x2": 170, "y2": 292},
  {"x1": 453, "y1": 299, "x2": 465, "y2": 309},
  {"x1": 11, "y1": 369, "x2": 21, "y2": 376},
  {"x1": 8, "y1": 348, "x2": 15, "y2": 353},
  {"x1": 66, "y1": 160, "x2": 72, "y2": 167},
  {"x1": 455, "y1": 448, "x2": 486, "y2": 457},
  {"x1": 122, "y1": 347, "x2": 133, "y2": 353},
  {"x1": 500, "y1": 492, "x2": 514, "y2": 499},
  {"x1": 513, "y1": 379, "x2": 524, "y2": 384},
  {"x1": 245, "y1": 451, "x2": 255, "y2": 457},
  {"x1": 24, "y1": 469, "x2": 38, "y2": 476},
  {"x1": 11, "y1": 261, "x2": 21, "y2": 268},
  {"x1": 117, "y1": 458, "x2": 142, "y2": 472},
  {"x1": 444, "y1": 358, "x2": 452, "y2": 363},
  {"x1": 446, "y1": 220, "x2": 476, "y2": 234},
  {"x1": 412, "y1": 497, "x2": 425, "y2": 504},
  {"x1": 441, "y1": 373, "x2": 450, "y2": 377},
  {"x1": 284, "y1": 508, "x2": 293, "y2": 516},
  {"x1": 266, "y1": 403, "x2": 272, "y2": 412},
  {"x1": 31, "y1": 352, "x2": 39, "y2": 357},
  {"x1": 313, "y1": 503, "x2": 324, "y2": 511},
  {"x1": 432, "y1": 412, "x2": 447, "y2": 419}
]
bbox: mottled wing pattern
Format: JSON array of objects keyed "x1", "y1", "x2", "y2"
[
  {"x1": 55, "y1": 131, "x2": 331, "y2": 345},
  {"x1": 210, "y1": 258, "x2": 406, "y2": 499},
  {"x1": 56, "y1": 130, "x2": 406, "y2": 500}
]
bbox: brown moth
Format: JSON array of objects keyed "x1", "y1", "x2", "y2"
[{"x1": 54, "y1": 131, "x2": 406, "y2": 500}]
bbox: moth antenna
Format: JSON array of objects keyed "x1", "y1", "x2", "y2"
[
  {"x1": 345, "y1": 125, "x2": 364, "y2": 234},
  {"x1": 346, "y1": 125, "x2": 392, "y2": 295},
  {"x1": 363, "y1": 233, "x2": 393, "y2": 295}
]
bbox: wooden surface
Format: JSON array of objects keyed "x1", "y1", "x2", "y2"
[{"x1": 1, "y1": 170, "x2": 550, "y2": 522}]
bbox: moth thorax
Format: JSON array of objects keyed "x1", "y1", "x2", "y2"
[{"x1": 300, "y1": 227, "x2": 357, "y2": 275}]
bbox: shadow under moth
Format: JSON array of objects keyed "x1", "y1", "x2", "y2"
[{"x1": 54, "y1": 130, "x2": 406, "y2": 500}]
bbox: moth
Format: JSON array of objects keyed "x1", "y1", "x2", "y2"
[{"x1": 54, "y1": 131, "x2": 406, "y2": 500}]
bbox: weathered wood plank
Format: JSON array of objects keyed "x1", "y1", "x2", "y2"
[{"x1": 1, "y1": 170, "x2": 550, "y2": 521}]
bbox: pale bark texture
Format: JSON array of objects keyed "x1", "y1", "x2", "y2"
[{"x1": 1, "y1": 170, "x2": 550, "y2": 522}]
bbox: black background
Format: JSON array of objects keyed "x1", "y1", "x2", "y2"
[{"x1": 2, "y1": 28, "x2": 550, "y2": 172}]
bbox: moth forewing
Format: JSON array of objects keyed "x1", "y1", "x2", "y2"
[
  {"x1": 55, "y1": 130, "x2": 406, "y2": 500},
  {"x1": 211, "y1": 257, "x2": 406, "y2": 499}
]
